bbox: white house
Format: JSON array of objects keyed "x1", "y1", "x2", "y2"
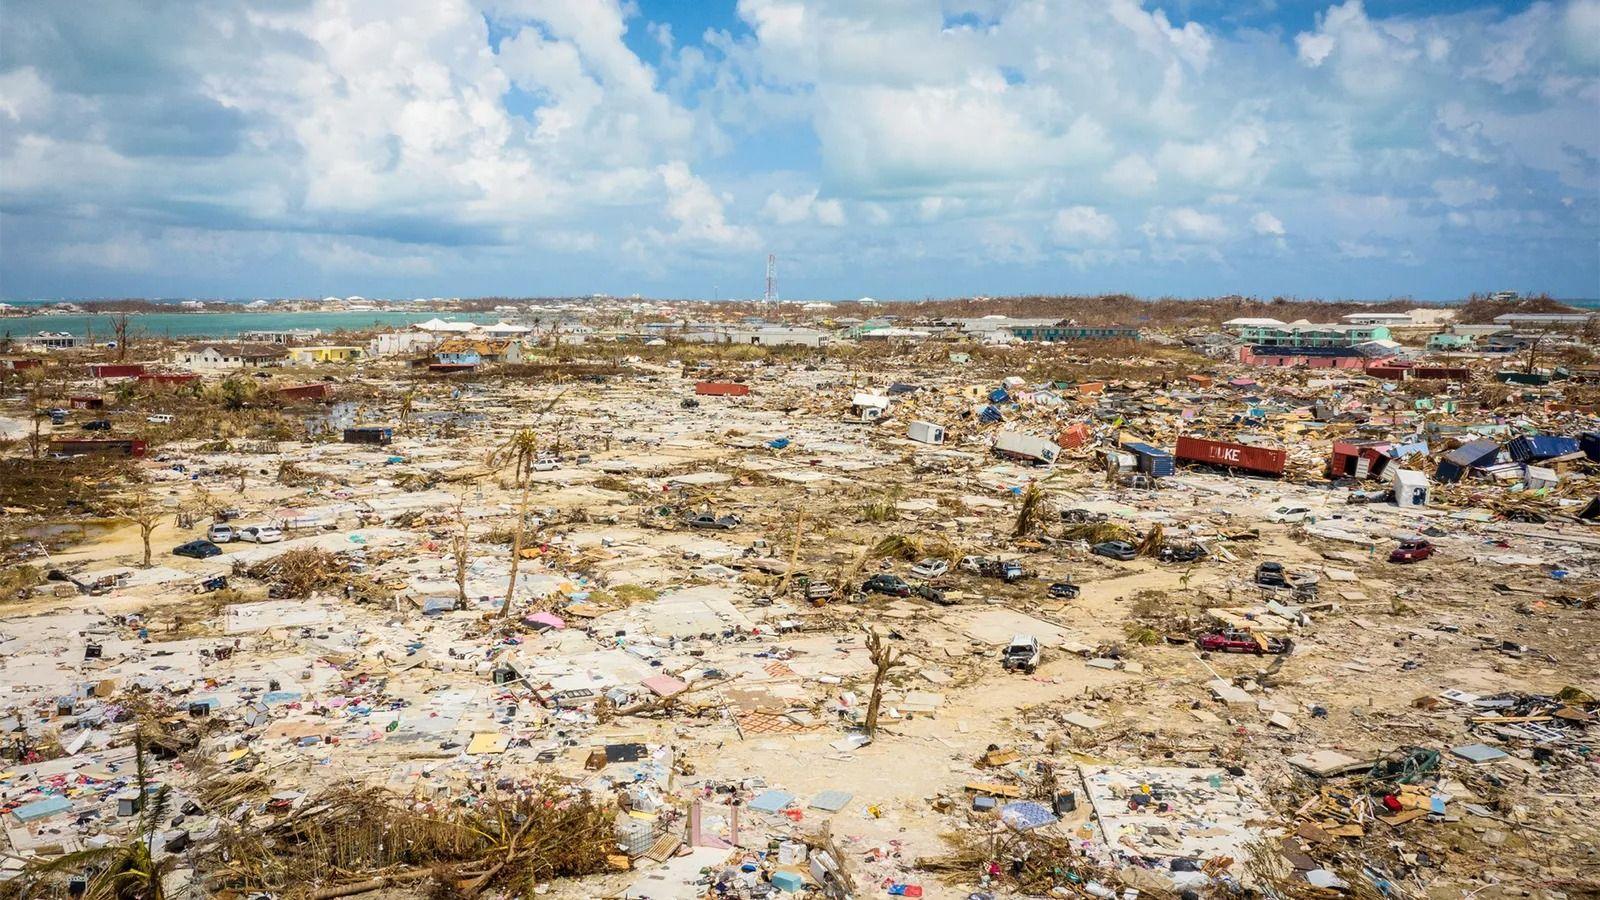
[
  {"x1": 174, "y1": 343, "x2": 287, "y2": 372},
  {"x1": 727, "y1": 326, "x2": 832, "y2": 348},
  {"x1": 370, "y1": 331, "x2": 442, "y2": 357}
]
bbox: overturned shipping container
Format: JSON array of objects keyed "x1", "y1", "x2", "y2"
[
  {"x1": 1174, "y1": 436, "x2": 1286, "y2": 477},
  {"x1": 1121, "y1": 441, "x2": 1175, "y2": 477},
  {"x1": 993, "y1": 431, "x2": 1060, "y2": 466},
  {"x1": 1435, "y1": 439, "x2": 1501, "y2": 484}
]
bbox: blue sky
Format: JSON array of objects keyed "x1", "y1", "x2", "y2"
[{"x1": 0, "y1": 0, "x2": 1595, "y2": 301}]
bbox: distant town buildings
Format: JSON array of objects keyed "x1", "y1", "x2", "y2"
[
  {"x1": 240, "y1": 328, "x2": 322, "y2": 344},
  {"x1": 1005, "y1": 323, "x2": 1141, "y2": 343},
  {"x1": 1232, "y1": 322, "x2": 1393, "y2": 348}
]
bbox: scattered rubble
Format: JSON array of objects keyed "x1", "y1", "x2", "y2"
[{"x1": 2, "y1": 317, "x2": 1597, "y2": 899}]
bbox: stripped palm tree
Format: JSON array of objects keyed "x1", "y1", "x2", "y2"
[
  {"x1": 486, "y1": 391, "x2": 568, "y2": 618},
  {"x1": 491, "y1": 428, "x2": 541, "y2": 485},
  {"x1": 22, "y1": 736, "x2": 172, "y2": 900},
  {"x1": 398, "y1": 388, "x2": 416, "y2": 433}
]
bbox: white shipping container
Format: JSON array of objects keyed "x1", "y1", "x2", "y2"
[
  {"x1": 994, "y1": 431, "x2": 1060, "y2": 465},
  {"x1": 907, "y1": 420, "x2": 946, "y2": 444}
]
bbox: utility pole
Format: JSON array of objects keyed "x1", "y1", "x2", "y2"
[{"x1": 764, "y1": 253, "x2": 777, "y2": 320}]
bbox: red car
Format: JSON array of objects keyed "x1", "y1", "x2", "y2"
[
  {"x1": 1196, "y1": 630, "x2": 1293, "y2": 655},
  {"x1": 1389, "y1": 539, "x2": 1435, "y2": 563}
]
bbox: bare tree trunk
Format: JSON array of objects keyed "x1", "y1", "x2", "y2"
[
  {"x1": 501, "y1": 476, "x2": 533, "y2": 618},
  {"x1": 452, "y1": 495, "x2": 470, "y2": 607},
  {"x1": 863, "y1": 630, "x2": 902, "y2": 739},
  {"x1": 775, "y1": 509, "x2": 803, "y2": 597},
  {"x1": 112, "y1": 313, "x2": 132, "y2": 362}
]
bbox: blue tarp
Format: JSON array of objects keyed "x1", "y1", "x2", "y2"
[
  {"x1": 999, "y1": 800, "x2": 1058, "y2": 830},
  {"x1": 12, "y1": 795, "x2": 71, "y2": 822},
  {"x1": 749, "y1": 789, "x2": 796, "y2": 813}
]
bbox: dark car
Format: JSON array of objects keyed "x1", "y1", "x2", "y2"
[
  {"x1": 81, "y1": 419, "x2": 112, "y2": 431},
  {"x1": 1047, "y1": 582, "x2": 1080, "y2": 600},
  {"x1": 1090, "y1": 540, "x2": 1137, "y2": 561},
  {"x1": 1196, "y1": 630, "x2": 1293, "y2": 655},
  {"x1": 1255, "y1": 561, "x2": 1289, "y2": 587},
  {"x1": 173, "y1": 540, "x2": 223, "y2": 560},
  {"x1": 1389, "y1": 539, "x2": 1436, "y2": 563},
  {"x1": 861, "y1": 574, "x2": 912, "y2": 597},
  {"x1": 1159, "y1": 543, "x2": 1206, "y2": 563},
  {"x1": 913, "y1": 583, "x2": 950, "y2": 605}
]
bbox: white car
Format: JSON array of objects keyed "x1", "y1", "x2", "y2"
[
  {"x1": 532, "y1": 458, "x2": 561, "y2": 472},
  {"x1": 909, "y1": 558, "x2": 949, "y2": 578},
  {"x1": 147, "y1": 414, "x2": 175, "y2": 424},
  {"x1": 206, "y1": 523, "x2": 235, "y2": 543},
  {"x1": 1266, "y1": 506, "x2": 1312, "y2": 524},
  {"x1": 236, "y1": 525, "x2": 283, "y2": 543},
  {"x1": 1002, "y1": 634, "x2": 1041, "y2": 673}
]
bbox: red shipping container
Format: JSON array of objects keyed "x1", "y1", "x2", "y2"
[
  {"x1": 695, "y1": 381, "x2": 750, "y2": 396},
  {"x1": 1174, "y1": 436, "x2": 1286, "y2": 476},
  {"x1": 276, "y1": 383, "x2": 334, "y2": 401},
  {"x1": 1365, "y1": 365, "x2": 1407, "y2": 381},
  {"x1": 1056, "y1": 423, "x2": 1089, "y2": 449}
]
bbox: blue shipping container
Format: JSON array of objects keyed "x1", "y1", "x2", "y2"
[
  {"x1": 1583, "y1": 433, "x2": 1600, "y2": 462},
  {"x1": 1435, "y1": 439, "x2": 1501, "y2": 484},
  {"x1": 1122, "y1": 442, "x2": 1176, "y2": 477},
  {"x1": 1508, "y1": 435, "x2": 1580, "y2": 463}
]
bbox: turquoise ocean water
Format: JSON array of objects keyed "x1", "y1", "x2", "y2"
[
  {"x1": 1, "y1": 309, "x2": 505, "y2": 340},
  {"x1": 3, "y1": 298, "x2": 1595, "y2": 341}
]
